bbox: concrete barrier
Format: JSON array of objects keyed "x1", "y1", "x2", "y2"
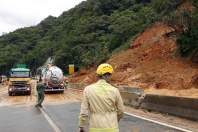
[
  {"x1": 67, "y1": 83, "x2": 198, "y2": 121},
  {"x1": 119, "y1": 87, "x2": 198, "y2": 120},
  {"x1": 67, "y1": 83, "x2": 88, "y2": 90},
  {"x1": 141, "y1": 94, "x2": 198, "y2": 121},
  {"x1": 119, "y1": 87, "x2": 144, "y2": 108}
]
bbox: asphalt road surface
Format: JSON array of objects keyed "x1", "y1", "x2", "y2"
[{"x1": 0, "y1": 102, "x2": 182, "y2": 132}]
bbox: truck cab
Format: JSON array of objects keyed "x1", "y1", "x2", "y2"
[{"x1": 8, "y1": 68, "x2": 31, "y2": 96}]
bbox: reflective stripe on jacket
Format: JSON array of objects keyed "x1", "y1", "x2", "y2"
[
  {"x1": 90, "y1": 127, "x2": 118, "y2": 132},
  {"x1": 79, "y1": 79, "x2": 124, "y2": 132}
]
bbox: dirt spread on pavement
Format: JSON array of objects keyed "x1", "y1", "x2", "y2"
[
  {"x1": 0, "y1": 81, "x2": 82, "y2": 106},
  {"x1": 0, "y1": 83, "x2": 198, "y2": 132},
  {"x1": 125, "y1": 106, "x2": 198, "y2": 132}
]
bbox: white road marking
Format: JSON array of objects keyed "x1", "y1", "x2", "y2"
[
  {"x1": 124, "y1": 112, "x2": 194, "y2": 132},
  {"x1": 39, "y1": 107, "x2": 62, "y2": 132}
]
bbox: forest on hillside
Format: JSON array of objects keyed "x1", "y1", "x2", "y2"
[{"x1": 0, "y1": 0, "x2": 197, "y2": 74}]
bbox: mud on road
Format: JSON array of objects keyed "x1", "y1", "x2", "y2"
[
  {"x1": 0, "y1": 81, "x2": 82, "y2": 106},
  {"x1": 0, "y1": 82, "x2": 198, "y2": 132}
]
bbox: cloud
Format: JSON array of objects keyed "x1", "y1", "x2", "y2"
[{"x1": 0, "y1": 0, "x2": 84, "y2": 35}]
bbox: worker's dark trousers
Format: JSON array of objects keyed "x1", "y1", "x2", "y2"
[{"x1": 37, "y1": 92, "x2": 44, "y2": 105}]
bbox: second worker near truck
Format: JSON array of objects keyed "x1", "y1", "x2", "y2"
[
  {"x1": 79, "y1": 63, "x2": 124, "y2": 132},
  {"x1": 35, "y1": 77, "x2": 46, "y2": 108}
]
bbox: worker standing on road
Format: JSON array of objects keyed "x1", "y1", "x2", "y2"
[
  {"x1": 63, "y1": 76, "x2": 69, "y2": 89},
  {"x1": 79, "y1": 63, "x2": 124, "y2": 132},
  {"x1": 35, "y1": 77, "x2": 46, "y2": 108}
]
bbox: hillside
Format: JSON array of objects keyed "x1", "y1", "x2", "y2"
[
  {"x1": 69, "y1": 21, "x2": 198, "y2": 98},
  {"x1": 69, "y1": 0, "x2": 198, "y2": 98},
  {"x1": 0, "y1": 0, "x2": 193, "y2": 75},
  {"x1": 0, "y1": 0, "x2": 198, "y2": 97}
]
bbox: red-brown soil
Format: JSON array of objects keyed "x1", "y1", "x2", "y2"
[{"x1": 69, "y1": 21, "x2": 198, "y2": 98}]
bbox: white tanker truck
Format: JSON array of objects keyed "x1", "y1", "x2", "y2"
[{"x1": 41, "y1": 65, "x2": 64, "y2": 93}]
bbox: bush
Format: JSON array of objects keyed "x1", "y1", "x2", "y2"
[{"x1": 177, "y1": 8, "x2": 198, "y2": 62}]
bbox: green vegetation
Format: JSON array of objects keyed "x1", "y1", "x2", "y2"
[
  {"x1": 0, "y1": 0, "x2": 194, "y2": 74},
  {"x1": 177, "y1": 0, "x2": 198, "y2": 62}
]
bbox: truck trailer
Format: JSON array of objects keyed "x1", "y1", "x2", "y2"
[{"x1": 43, "y1": 65, "x2": 64, "y2": 93}]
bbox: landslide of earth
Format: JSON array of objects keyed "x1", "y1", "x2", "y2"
[{"x1": 69, "y1": 21, "x2": 198, "y2": 98}]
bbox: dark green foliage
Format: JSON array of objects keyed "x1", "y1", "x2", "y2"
[
  {"x1": 177, "y1": 6, "x2": 198, "y2": 62},
  {"x1": 0, "y1": 0, "x2": 193, "y2": 74},
  {"x1": 152, "y1": 0, "x2": 182, "y2": 13}
]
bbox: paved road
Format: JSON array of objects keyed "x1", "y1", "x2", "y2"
[
  {"x1": 0, "y1": 102, "x2": 182, "y2": 132},
  {"x1": 0, "y1": 105, "x2": 53, "y2": 132}
]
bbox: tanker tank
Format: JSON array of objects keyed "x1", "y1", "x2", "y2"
[{"x1": 44, "y1": 66, "x2": 64, "y2": 93}]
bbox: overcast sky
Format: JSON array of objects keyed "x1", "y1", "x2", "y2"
[{"x1": 0, "y1": 0, "x2": 84, "y2": 35}]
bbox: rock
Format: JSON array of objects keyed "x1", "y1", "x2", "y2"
[{"x1": 191, "y1": 74, "x2": 198, "y2": 88}]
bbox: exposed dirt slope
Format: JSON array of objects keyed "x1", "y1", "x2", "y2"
[{"x1": 69, "y1": 22, "x2": 198, "y2": 98}]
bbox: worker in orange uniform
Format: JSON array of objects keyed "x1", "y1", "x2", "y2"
[{"x1": 79, "y1": 63, "x2": 124, "y2": 132}]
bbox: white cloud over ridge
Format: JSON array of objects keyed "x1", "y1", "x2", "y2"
[{"x1": 0, "y1": 0, "x2": 84, "y2": 35}]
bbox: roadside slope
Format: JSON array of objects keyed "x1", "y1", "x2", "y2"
[{"x1": 69, "y1": 22, "x2": 198, "y2": 98}]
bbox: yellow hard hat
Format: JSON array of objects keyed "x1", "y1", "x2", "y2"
[{"x1": 96, "y1": 63, "x2": 113, "y2": 75}]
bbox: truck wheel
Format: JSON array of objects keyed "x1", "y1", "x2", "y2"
[
  {"x1": 27, "y1": 91, "x2": 31, "y2": 95},
  {"x1": 60, "y1": 90, "x2": 64, "y2": 94},
  {"x1": 8, "y1": 92, "x2": 12, "y2": 96}
]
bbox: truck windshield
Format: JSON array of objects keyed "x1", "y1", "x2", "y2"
[{"x1": 11, "y1": 71, "x2": 30, "y2": 77}]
